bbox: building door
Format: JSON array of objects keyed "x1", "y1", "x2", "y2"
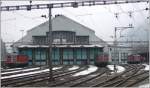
[
  {"x1": 35, "y1": 48, "x2": 46, "y2": 66},
  {"x1": 52, "y1": 48, "x2": 60, "y2": 65},
  {"x1": 63, "y1": 48, "x2": 73, "y2": 65}
]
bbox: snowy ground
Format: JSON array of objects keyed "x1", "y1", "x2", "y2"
[
  {"x1": 1, "y1": 67, "x2": 62, "y2": 79},
  {"x1": 2, "y1": 68, "x2": 22, "y2": 71},
  {"x1": 1, "y1": 67, "x2": 40, "y2": 75},
  {"x1": 107, "y1": 65, "x2": 125, "y2": 73},
  {"x1": 142, "y1": 64, "x2": 149, "y2": 71},
  {"x1": 52, "y1": 67, "x2": 62, "y2": 70},
  {"x1": 73, "y1": 65, "x2": 98, "y2": 76},
  {"x1": 68, "y1": 66, "x2": 79, "y2": 71},
  {"x1": 139, "y1": 83, "x2": 150, "y2": 88}
]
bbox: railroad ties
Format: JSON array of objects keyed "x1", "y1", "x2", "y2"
[{"x1": 1, "y1": 64, "x2": 149, "y2": 87}]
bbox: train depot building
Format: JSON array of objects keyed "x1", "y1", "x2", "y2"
[
  {"x1": 13, "y1": 15, "x2": 108, "y2": 66},
  {"x1": 11, "y1": 15, "x2": 149, "y2": 66}
]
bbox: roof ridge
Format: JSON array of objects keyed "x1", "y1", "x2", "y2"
[
  {"x1": 60, "y1": 15, "x2": 95, "y2": 33},
  {"x1": 27, "y1": 15, "x2": 95, "y2": 33}
]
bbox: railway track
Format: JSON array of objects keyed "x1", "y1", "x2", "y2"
[
  {"x1": 1, "y1": 65, "x2": 88, "y2": 87},
  {"x1": 1, "y1": 65, "x2": 69, "y2": 77},
  {"x1": 101, "y1": 70, "x2": 149, "y2": 87},
  {"x1": 90, "y1": 64, "x2": 146, "y2": 87},
  {"x1": 1, "y1": 66, "x2": 40, "y2": 72},
  {"x1": 55, "y1": 68, "x2": 109, "y2": 87},
  {"x1": 1, "y1": 64, "x2": 148, "y2": 87},
  {"x1": 115, "y1": 70, "x2": 149, "y2": 87},
  {"x1": 1, "y1": 65, "x2": 70, "y2": 86},
  {"x1": 24, "y1": 66, "x2": 106, "y2": 87},
  {"x1": 71, "y1": 64, "x2": 144, "y2": 87},
  {"x1": 1, "y1": 65, "x2": 62, "y2": 73},
  {"x1": 1, "y1": 65, "x2": 67, "y2": 83},
  {"x1": 1, "y1": 66, "x2": 49, "y2": 77}
]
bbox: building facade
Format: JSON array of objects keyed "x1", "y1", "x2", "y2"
[{"x1": 13, "y1": 15, "x2": 107, "y2": 66}]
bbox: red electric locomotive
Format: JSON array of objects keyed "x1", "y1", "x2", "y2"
[
  {"x1": 95, "y1": 53, "x2": 109, "y2": 67},
  {"x1": 127, "y1": 54, "x2": 145, "y2": 64},
  {"x1": 5, "y1": 54, "x2": 29, "y2": 67}
]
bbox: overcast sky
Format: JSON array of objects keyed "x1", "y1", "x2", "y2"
[{"x1": 1, "y1": 1, "x2": 149, "y2": 44}]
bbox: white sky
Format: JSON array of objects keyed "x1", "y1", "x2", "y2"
[{"x1": 1, "y1": 1, "x2": 149, "y2": 44}]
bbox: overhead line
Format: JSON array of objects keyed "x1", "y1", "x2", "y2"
[{"x1": 0, "y1": 0, "x2": 149, "y2": 11}]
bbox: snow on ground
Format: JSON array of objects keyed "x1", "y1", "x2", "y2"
[
  {"x1": 3, "y1": 68, "x2": 22, "y2": 71},
  {"x1": 73, "y1": 65, "x2": 98, "y2": 76},
  {"x1": 107, "y1": 65, "x2": 125, "y2": 73},
  {"x1": 142, "y1": 64, "x2": 149, "y2": 71},
  {"x1": 53, "y1": 67, "x2": 62, "y2": 70},
  {"x1": 68, "y1": 66, "x2": 79, "y2": 71},
  {"x1": 1, "y1": 66, "x2": 62, "y2": 79},
  {"x1": 139, "y1": 83, "x2": 150, "y2": 88},
  {"x1": 1, "y1": 67, "x2": 40, "y2": 75}
]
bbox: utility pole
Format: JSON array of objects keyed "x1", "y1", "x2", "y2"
[
  {"x1": 114, "y1": 27, "x2": 117, "y2": 72},
  {"x1": 0, "y1": 0, "x2": 2, "y2": 67},
  {"x1": 114, "y1": 25, "x2": 133, "y2": 72},
  {"x1": 48, "y1": 5, "x2": 54, "y2": 81},
  {"x1": 148, "y1": 0, "x2": 150, "y2": 65}
]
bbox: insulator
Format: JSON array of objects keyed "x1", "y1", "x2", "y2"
[
  {"x1": 129, "y1": 12, "x2": 132, "y2": 18},
  {"x1": 16, "y1": 6, "x2": 19, "y2": 10},
  {"x1": 30, "y1": 0, "x2": 32, "y2": 4},
  {"x1": 129, "y1": 24, "x2": 133, "y2": 27},
  {"x1": 72, "y1": 2, "x2": 78, "y2": 8},
  {"x1": 103, "y1": 1, "x2": 106, "y2": 4},
  {"x1": 27, "y1": 5, "x2": 31, "y2": 10},
  {"x1": 115, "y1": 13, "x2": 118, "y2": 19},
  {"x1": 145, "y1": 8, "x2": 149, "y2": 11},
  {"x1": 41, "y1": 15, "x2": 47, "y2": 18}
]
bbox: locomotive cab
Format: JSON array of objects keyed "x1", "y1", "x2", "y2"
[
  {"x1": 127, "y1": 54, "x2": 144, "y2": 64},
  {"x1": 5, "y1": 54, "x2": 29, "y2": 67},
  {"x1": 94, "y1": 53, "x2": 109, "y2": 67}
]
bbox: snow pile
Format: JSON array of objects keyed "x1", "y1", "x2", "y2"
[
  {"x1": 73, "y1": 65, "x2": 98, "y2": 76},
  {"x1": 107, "y1": 65, "x2": 125, "y2": 73},
  {"x1": 142, "y1": 64, "x2": 149, "y2": 71},
  {"x1": 4, "y1": 68, "x2": 22, "y2": 71},
  {"x1": 1, "y1": 66, "x2": 62, "y2": 79},
  {"x1": 1, "y1": 67, "x2": 40, "y2": 75},
  {"x1": 139, "y1": 84, "x2": 150, "y2": 88},
  {"x1": 53, "y1": 67, "x2": 62, "y2": 70},
  {"x1": 68, "y1": 66, "x2": 79, "y2": 71}
]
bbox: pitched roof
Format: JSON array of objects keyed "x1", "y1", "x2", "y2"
[{"x1": 14, "y1": 15, "x2": 107, "y2": 46}]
